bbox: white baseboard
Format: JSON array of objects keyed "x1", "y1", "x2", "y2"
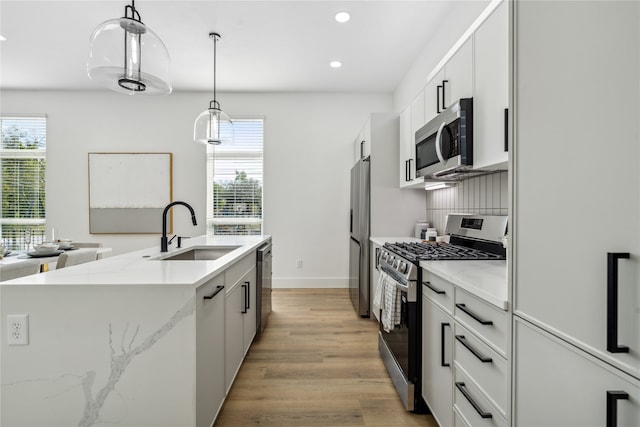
[{"x1": 273, "y1": 277, "x2": 349, "y2": 289}]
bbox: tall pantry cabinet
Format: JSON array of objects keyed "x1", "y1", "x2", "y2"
[{"x1": 512, "y1": 1, "x2": 639, "y2": 426}]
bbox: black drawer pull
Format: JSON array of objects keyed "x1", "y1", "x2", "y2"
[
  {"x1": 455, "y1": 382, "x2": 492, "y2": 419},
  {"x1": 456, "y1": 303, "x2": 493, "y2": 325},
  {"x1": 242, "y1": 283, "x2": 248, "y2": 313},
  {"x1": 203, "y1": 285, "x2": 224, "y2": 300},
  {"x1": 441, "y1": 323, "x2": 450, "y2": 367},
  {"x1": 606, "y1": 390, "x2": 629, "y2": 427},
  {"x1": 607, "y1": 252, "x2": 630, "y2": 353},
  {"x1": 245, "y1": 281, "x2": 251, "y2": 310},
  {"x1": 424, "y1": 281, "x2": 446, "y2": 295},
  {"x1": 455, "y1": 335, "x2": 492, "y2": 363}
]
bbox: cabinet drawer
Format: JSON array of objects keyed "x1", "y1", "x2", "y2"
[
  {"x1": 422, "y1": 270, "x2": 455, "y2": 314},
  {"x1": 225, "y1": 252, "x2": 255, "y2": 290},
  {"x1": 454, "y1": 323, "x2": 508, "y2": 416},
  {"x1": 454, "y1": 367, "x2": 507, "y2": 427},
  {"x1": 454, "y1": 408, "x2": 471, "y2": 427},
  {"x1": 455, "y1": 290, "x2": 508, "y2": 356}
]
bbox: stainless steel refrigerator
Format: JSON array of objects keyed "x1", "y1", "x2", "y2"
[{"x1": 349, "y1": 157, "x2": 370, "y2": 317}]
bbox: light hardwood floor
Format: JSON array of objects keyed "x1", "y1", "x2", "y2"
[{"x1": 214, "y1": 288, "x2": 437, "y2": 427}]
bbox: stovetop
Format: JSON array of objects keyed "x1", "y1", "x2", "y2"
[{"x1": 383, "y1": 240, "x2": 505, "y2": 263}]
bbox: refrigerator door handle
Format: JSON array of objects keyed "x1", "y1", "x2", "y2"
[{"x1": 350, "y1": 209, "x2": 353, "y2": 233}]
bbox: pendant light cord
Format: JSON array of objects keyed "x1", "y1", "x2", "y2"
[
  {"x1": 124, "y1": 0, "x2": 142, "y2": 23},
  {"x1": 209, "y1": 33, "x2": 221, "y2": 110}
]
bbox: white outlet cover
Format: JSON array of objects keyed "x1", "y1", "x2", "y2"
[{"x1": 7, "y1": 314, "x2": 29, "y2": 345}]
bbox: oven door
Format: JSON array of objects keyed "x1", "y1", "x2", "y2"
[{"x1": 378, "y1": 267, "x2": 421, "y2": 411}]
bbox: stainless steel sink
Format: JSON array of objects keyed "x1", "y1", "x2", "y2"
[{"x1": 157, "y1": 246, "x2": 241, "y2": 261}]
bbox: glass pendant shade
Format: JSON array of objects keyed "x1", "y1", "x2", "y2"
[
  {"x1": 193, "y1": 32, "x2": 233, "y2": 145},
  {"x1": 87, "y1": 9, "x2": 171, "y2": 95},
  {"x1": 194, "y1": 102, "x2": 234, "y2": 145}
]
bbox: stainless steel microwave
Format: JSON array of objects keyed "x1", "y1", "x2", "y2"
[{"x1": 415, "y1": 98, "x2": 475, "y2": 180}]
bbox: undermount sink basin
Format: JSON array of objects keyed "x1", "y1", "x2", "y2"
[{"x1": 157, "y1": 246, "x2": 241, "y2": 261}]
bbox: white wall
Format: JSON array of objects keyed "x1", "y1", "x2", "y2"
[{"x1": 0, "y1": 90, "x2": 390, "y2": 288}]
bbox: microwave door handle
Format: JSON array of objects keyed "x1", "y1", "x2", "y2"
[{"x1": 435, "y1": 122, "x2": 447, "y2": 164}]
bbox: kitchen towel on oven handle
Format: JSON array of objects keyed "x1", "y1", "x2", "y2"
[{"x1": 380, "y1": 271, "x2": 402, "y2": 332}]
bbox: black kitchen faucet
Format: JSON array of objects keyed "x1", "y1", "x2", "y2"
[{"x1": 161, "y1": 201, "x2": 197, "y2": 252}]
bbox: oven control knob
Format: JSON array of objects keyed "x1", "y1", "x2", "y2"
[{"x1": 399, "y1": 262, "x2": 407, "y2": 273}]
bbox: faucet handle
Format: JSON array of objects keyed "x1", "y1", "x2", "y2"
[
  {"x1": 168, "y1": 234, "x2": 178, "y2": 246},
  {"x1": 177, "y1": 236, "x2": 191, "y2": 248}
]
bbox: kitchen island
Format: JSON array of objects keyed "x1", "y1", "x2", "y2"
[{"x1": 0, "y1": 234, "x2": 271, "y2": 427}]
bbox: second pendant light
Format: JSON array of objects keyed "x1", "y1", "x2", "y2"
[{"x1": 194, "y1": 32, "x2": 233, "y2": 145}]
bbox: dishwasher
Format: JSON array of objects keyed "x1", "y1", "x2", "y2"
[{"x1": 256, "y1": 242, "x2": 272, "y2": 335}]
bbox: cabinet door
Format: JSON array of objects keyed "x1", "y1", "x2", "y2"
[
  {"x1": 443, "y1": 38, "x2": 473, "y2": 108},
  {"x1": 371, "y1": 243, "x2": 381, "y2": 322},
  {"x1": 196, "y1": 275, "x2": 226, "y2": 427},
  {"x1": 362, "y1": 118, "x2": 372, "y2": 158},
  {"x1": 473, "y1": 0, "x2": 508, "y2": 170},
  {"x1": 242, "y1": 266, "x2": 257, "y2": 354},
  {"x1": 425, "y1": 69, "x2": 445, "y2": 123},
  {"x1": 225, "y1": 281, "x2": 245, "y2": 393},
  {"x1": 514, "y1": 318, "x2": 640, "y2": 427},
  {"x1": 514, "y1": 0, "x2": 639, "y2": 378},
  {"x1": 422, "y1": 293, "x2": 454, "y2": 427}
]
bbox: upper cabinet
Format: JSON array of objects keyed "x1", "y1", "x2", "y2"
[
  {"x1": 353, "y1": 118, "x2": 371, "y2": 164},
  {"x1": 399, "y1": 102, "x2": 426, "y2": 189},
  {"x1": 473, "y1": 0, "x2": 509, "y2": 170},
  {"x1": 397, "y1": 0, "x2": 510, "y2": 188}
]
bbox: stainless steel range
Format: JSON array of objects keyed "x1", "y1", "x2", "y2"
[{"x1": 377, "y1": 213, "x2": 507, "y2": 412}]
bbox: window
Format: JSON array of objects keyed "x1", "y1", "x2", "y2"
[
  {"x1": 0, "y1": 116, "x2": 47, "y2": 250},
  {"x1": 207, "y1": 118, "x2": 263, "y2": 235}
]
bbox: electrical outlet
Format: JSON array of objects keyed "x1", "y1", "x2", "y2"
[
  {"x1": 296, "y1": 259, "x2": 303, "y2": 269},
  {"x1": 7, "y1": 314, "x2": 29, "y2": 345}
]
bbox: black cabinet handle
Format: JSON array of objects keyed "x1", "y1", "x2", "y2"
[
  {"x1": 455, "y1": 335, "x2": 493, "y2": 363},
  {"x1": 455, "y1": 303, "x2": 493, "y2": 325},
  {"x1": 455, "y1": 382, "x2": 492, "y2": 419},
  {"x1": 360, "y1": 140, "x2": 365, "y2": 158},
  {"x1": 203, "y1": 285, "x2": 224, "y2": 300},
  {"x1": 405, "y1": 160, "x2": 409, "y2": 182},
  {"x1": 350, "y1": 209, "x2": 353, "y2": 233},
  {"x1": 423, "y1": 281, "x2": 446, "y2": 295},
  {"x1": 504, "y1": 108, "x2": 509, "y2": 152},
  {"x1": 245, "y1": 281, "x2": 251, "y2": 310},
  {"x1": 441, "y1": 80, "x2": 448, "y2": 110},
  {"x1": 407, "y1": 159, "x2": 413, "y2": 181},
  {"x1": 606, "y1": 390, "x2": 629, "y2": 427},
  {"x1": 607, "y1": 252, "x2": 630, "y2": 353},
  {"x1": 242, "y1": 283, "x2": 248, "y2": 313},
  {"x1": 441, "y1": 323, "x2": 450, "y2": 367},
  {"x1": 437, "y1": 85, "x2": 442, "y2": 114}
]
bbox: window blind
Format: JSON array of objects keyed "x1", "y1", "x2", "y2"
[
  {"x1": 0, "y1": 116, "x2": 47, "y2": 249},
  {"x1": 207, "y1": 118, "x2": 263, "y2": 235}
]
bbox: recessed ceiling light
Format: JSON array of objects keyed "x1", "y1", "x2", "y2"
[
  {"x1": 330, "y1": 61, "x2": 342, "y2": 69},
  {"x1": 335, "y1": 12, "x2": 351, "y2": 23}
]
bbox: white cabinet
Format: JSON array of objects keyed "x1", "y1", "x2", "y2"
[
  {"x1": 196, "y1": 274, "x2": 226, "y2": 427},
  {"x1": 422, "y1": 289, "x2": 453, "y2": 427},
  {"x1": 242, "y1": 266, "x2": 257, "y2": 354},
  {"x1": 399, "y1": 106, "x2": 425, "y2": 189},
  {"x1": 353, "y1": 119, "x2": 371, "y2": 164},
  {"x1": 224, "y1": 251, "x2": 257, "y2": 393},
  {"x1": 473, "y1": 0, "x2": 509, "y2": 171},
  {"x1": 422, "y1": 270, "x2": 510, "y2": 427},
  {"x1": 442, "y1": 39, "x2": 473, "y2": 110},
  {"x1": 514, "y1": 318, "x2": 640, "y2": 427},
  {"x1": 370, "y1": 241, "x2": 382, "y2": 321},
  {"x1": 513, "y1": 0, "x2": 639, "y2": 379},
  {"x1": 424, "y1": 69, "x2": 445, "y2": 124}
]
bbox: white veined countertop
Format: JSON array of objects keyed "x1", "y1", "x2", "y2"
[{"x1": 0, "y1": 234, "x2": 271, "y2": 287}]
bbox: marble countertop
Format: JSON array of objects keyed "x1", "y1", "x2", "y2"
[
  {"x1": 420, "y1": 260, "x2": 507, "y2": 310},
  {"x1": 1, "y1": 235, "x2": 271, "y2": 287}
]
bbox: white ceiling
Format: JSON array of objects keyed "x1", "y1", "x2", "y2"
[{"x1": 0, "y1": 0, "x2": 465, "y2": 93}]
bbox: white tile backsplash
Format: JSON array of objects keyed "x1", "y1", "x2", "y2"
[{"x1": 425, "y1": 171, "x2": 509, "y2": 234}]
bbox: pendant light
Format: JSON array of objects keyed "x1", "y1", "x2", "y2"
[
  {"x1": 87, "y1": 0, "x2": 171, "y2": 95},
  {"x1": 193, "y1": 32, "x2": 234, "y2": 145}
]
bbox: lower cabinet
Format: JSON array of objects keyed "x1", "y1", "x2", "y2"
[
  {"x1": 514, "y1": 317, "x2": 640, "y2": 427},
  {"x1": 422, "y1": 269, "x2": 510, "y2": 427},
  {"x1": 422, "y1": 291, "x2": 454, "y2": 427},
  {"x1": 225, "y1": 253, "x2": 258, "y2": 393},
  {"x1": 196, "y1": 274, "x2": 226, "y2": 427}
]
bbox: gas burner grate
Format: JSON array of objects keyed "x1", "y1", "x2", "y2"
[{"x1": 384, "y1": 241, "x2": 505, "y2": 262}]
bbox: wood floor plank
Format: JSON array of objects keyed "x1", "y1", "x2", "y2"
[{"x1": 213, "y1": 288, "x2": 436, "y2": 427}]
